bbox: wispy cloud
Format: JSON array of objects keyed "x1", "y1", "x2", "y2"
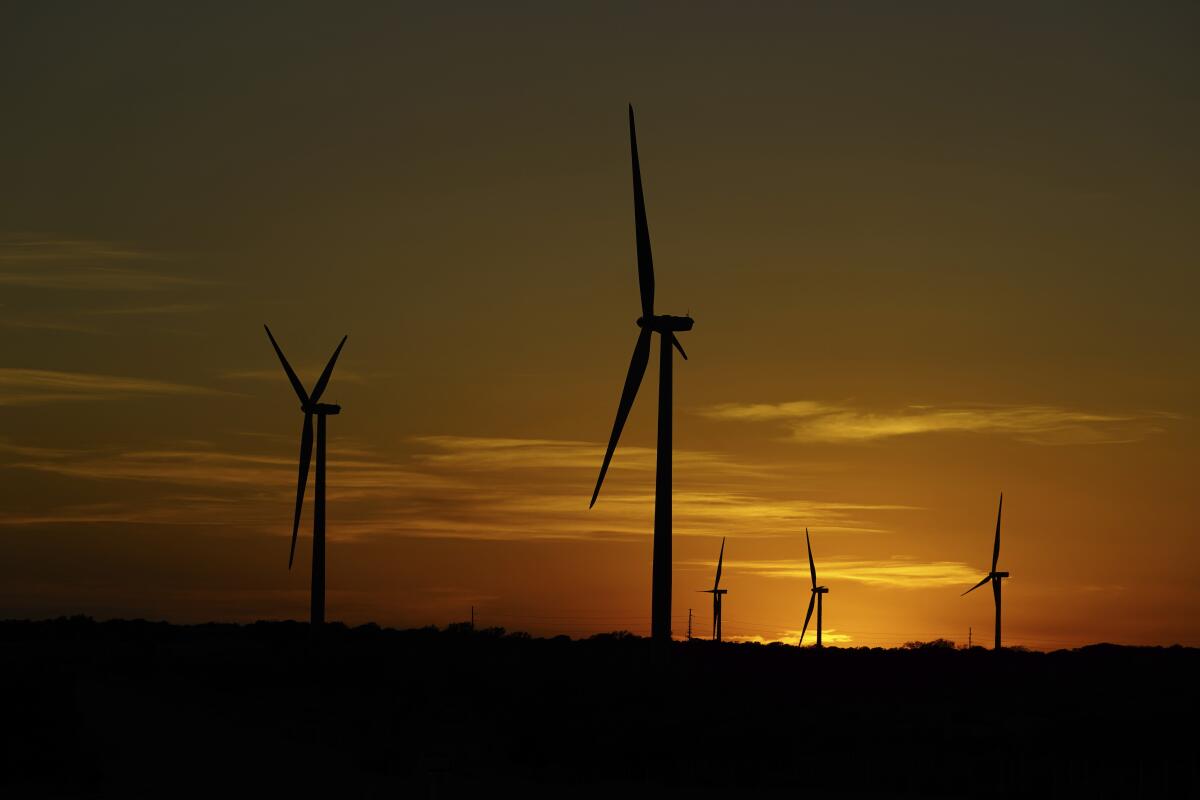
[
  {"x1": 0, "y1": 236, "x2": 152, "y2": 263},
  {"x1": 0, "y1": 433, "x2": 897, "y2": 544},
  {"x1": 683, "y1": 556, "x2": 980, "y2": 589},
  {"x1": 410, "y1": 435, "x2": 762, "y2": 476},
  {"x1": 222, "y1": 367, "x2": 369, "y2": 385},
  {"x1": 670, "y1": 492, "x2": 908, "y2": 535},
  {"x1": 701, "y1": 401, "x2": 833, "y2": 423},
  {"x1": 11, "y1": 447, "x2": 456, "y2": 494},
  {"x1": 87, "y1": 303, "x2": 212, "y2": 316},
  {"x1": 0, "y1": 368, "x2": 221, "y2": 405},
  {"x1": 0, "y1": 439, "x2": 78, "y2": 459},
  {"x1": 0, "y1": 498, "x2": 249, "y2": 528},
  {"x1": 0, "y1": 315, "x2": 104, "y2": 334},
  {"x1": 700, "y1": 401, "x2": 1175, "y2": 445},
  {"x1": 0, "y1": 234, "x2": 203, "y2": 291},
  {"x1": 0, "y1": 266, "x2": 203, "y2": 292}
]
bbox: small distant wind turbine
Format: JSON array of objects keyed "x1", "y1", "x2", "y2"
[
  {"x1": 264, "y1": 325, "x2": 347, "y2": 630},
  {"x1": 590, "y1": 105, "x2": 694, "y2": 643},
  {"x1": 700, "y1": 537, "x2": 728, "y2": 641},
  {"x1": 962, "y1": 493, "x2": 1009, "y2": 650},
  {"x1": 800, "y1": 529, "x2": 829, "y2": 648}
]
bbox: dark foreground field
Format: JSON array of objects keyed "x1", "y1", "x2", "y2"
[{"x1": 2, "y1": 618, "x2": 1196, "y2": 798}]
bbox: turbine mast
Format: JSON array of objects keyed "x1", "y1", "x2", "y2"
[
  {"x1": 816, "y1": 591, "x2": 823, "y2": 649},
  {"x1": 994, "y1": 576, "x2": 1002, "y2": 651},
  {"x1": 652, "y1": 332, "x2": 673, "y2": 641},
  {"x1": 312, "y1": 412, "x2": 327, "y2": 627}
]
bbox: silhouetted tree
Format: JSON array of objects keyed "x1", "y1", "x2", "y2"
[{"x1": 903, "y1": 638, "x2": 957, "y2": 651}]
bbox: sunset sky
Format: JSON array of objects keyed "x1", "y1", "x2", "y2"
[{"x1": 2, "y1": 3, "x2": 1197, "y2": 648}]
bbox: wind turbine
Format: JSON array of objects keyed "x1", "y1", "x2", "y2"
[
  {"x1": 962, "y1": 493, "x2": 1008, "y2": 650},
  {"x1": 590, "y1": 105, "x2": 694, "y2": 643},
  {"x1": 264, "y1": 325, "x2": 347, "y2": 630},
  {"x1": 700, "y1": 537, "x2": 728, "y2": 641},
  {"x1": 800, "y1": 529, "x2": 829, "y2": 648}
]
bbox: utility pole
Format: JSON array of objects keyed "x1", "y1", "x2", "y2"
[
  {"x1": 687, "y1": 608, "x2": 693, "y2": 640},
  {"x1": 968, "y1": 626, "x2": 972, "y2": 649}
]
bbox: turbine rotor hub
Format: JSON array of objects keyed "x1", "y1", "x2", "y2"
[
  {"x1": 636, "y1": 314, "x2": 695, "y2": 333},
  {"x1": 303, "y1": 402, "x2": 342, "y2": 415}
]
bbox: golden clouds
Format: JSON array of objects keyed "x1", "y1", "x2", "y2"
[
  {"x1": 701, "y1": 401, "x2": 1175, "y2": 445},
  {"x1": 0, "y1": 433, "x2": 900, "y2": 543},
  {"x1": 0, "y1": 236, "x2": 152, "y2": 263},
  {"x1": 0, "y1": 368, "x2": 222, "y2": 405},
  {"x1": 0, "y1": 235, "x2": 197, "y2": 292},
  {"x1": 410, "y1": 434, "x2": 761, "y2": 476},
  {"x1": 684, "y1": 557, "x2": 979, "y2": 589}
]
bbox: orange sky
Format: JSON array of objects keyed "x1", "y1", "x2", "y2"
[{"x1": 1, "y1": 3, "x2": 1197, "y2": 648}]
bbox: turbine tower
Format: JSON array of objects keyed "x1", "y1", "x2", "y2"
[
  {"x1": 700, "y1": 537, "x2": 728, "y2": 641},
  {"x1": 800, "y1": 529, "x2": 829, "y2": 648},
  {"x1": 962, "y1": 493, "x2": 1008, "y2": 650},
  {"x1": 264, "y1": 325, "x2": 347, "y2": 630},
  {"x1": 590, "y1": 105, "x2": 694, "y2": 643}
]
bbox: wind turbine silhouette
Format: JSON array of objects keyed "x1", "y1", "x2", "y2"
[
  {"x1": 800, "y1": 529, "x2": 829, "y2": 648},
  {"x1": 962, "y1": 493, "x2": 1008, "y2": 650},
  {"x1": 264, "y1": 325, "x2": 347, "y2": 630},
  {"x1": 700, "y1": 537, "x2": 727, "y2": 641},
  {"x1": 590, "y1": 105, "x2": 694, "y2": 643}
]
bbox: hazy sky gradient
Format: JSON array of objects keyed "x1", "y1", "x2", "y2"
[{"x1": 2, "y1": 2, "x2": 1197, "y2": 647}]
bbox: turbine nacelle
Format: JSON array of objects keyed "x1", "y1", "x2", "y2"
[
  {"x1": 303, "y1": 402, "x2": 342, "y2": 415},
  {"x1": 992, "y1": 571, "x2": 1009, "y2": 579},
  {"x1": 811, "y1": 586, "x2": 829, "y2": 594},
  {"x1": 636, "y1": 314, "x2": 694, "y2": 333}
]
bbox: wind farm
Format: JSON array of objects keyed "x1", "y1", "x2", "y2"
[{"x1": 3, "y1": 3, "x2": 1199, "y2": 796}]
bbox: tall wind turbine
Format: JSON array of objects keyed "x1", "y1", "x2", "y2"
[
  {"x1": 962, "y1": 493, "x2": 1008, "y2": 650},
  {"x1": 264, "y1": 325, "x2": 347, "y2": 630},
  {"x1": 700, "y1": 537, "x2": 728, "y2": 641},
  {"x1": 800, "y1": 529, "x2": 829, "y2": 648},
  {"x1": 590, "y1": 105, "x2": 694, "y2": 643}
]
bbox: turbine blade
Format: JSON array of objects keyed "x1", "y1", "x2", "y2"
[
  {"x1": 629, "y1": 104, "x2": 654, "y2": 318},
  {"x1": 992, "y1": 492, "x2": 1003, "y2": 573},
  {"x1": 289, "y1": 413, "x2": 314, "y2": 569},
  {"x1": 590, "y1": 328, "x2": 653, "y2": 507},
  {"x1": 714, "y1": 536, "x2": 725, "y2": 590},
  {"x1": 309, "y1": 335, "x2": 348, "y2": 405},
  {"x1": 670, "y1": 333, "x2": 687, "y2": 361},
  {"x1": 801, "y1": 593, "x2": 816, "y2": 645},
  {"x1": 962, "y1": 574, "x2": 991, "y2": 596},
  {"x1": 264, "y1": 325, "x2": 309, "y2": 406},
  {"x1": 807, "y1": 528, "x2": 817, "y2": 589}
]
